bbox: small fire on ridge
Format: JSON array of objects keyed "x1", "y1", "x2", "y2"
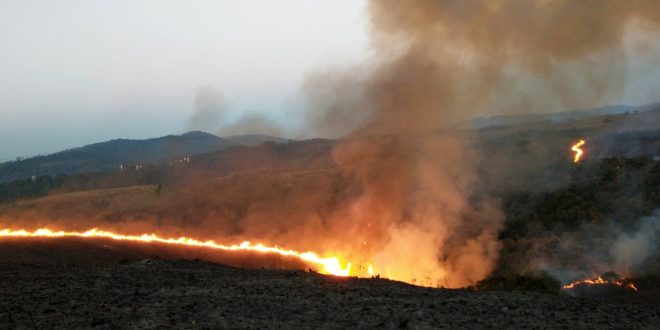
[
  {"x1": 563, "y1": 275, "x2": 638, "y2": 292},
  {"x1": 571, "y1": 140, "x2": 586, "y2": 163}
]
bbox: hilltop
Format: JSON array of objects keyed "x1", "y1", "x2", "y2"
[{"x1": 0, "y1": 131, "x2": 289, "y2": 183}]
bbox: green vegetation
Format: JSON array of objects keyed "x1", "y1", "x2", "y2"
[
  {"x1": 0, "y1": 131, "x2": 235, "y2": 183},
  {"x1": 0, "y1": 175, "x2": 67, "y2": 205},
  {"x1": 0, "y1": 166, "x2": 166, "y2": 205}
]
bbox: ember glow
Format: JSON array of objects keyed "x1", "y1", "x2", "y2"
[
  {"x1": 562, "y1": 276, "x2": 638, "y2": 291},
  {"x1": 571, "y1": 140, "x2": 586, "y2": 163},
  {"x1": 0, "y1": 228, "x2": 352, "y2": 277}
]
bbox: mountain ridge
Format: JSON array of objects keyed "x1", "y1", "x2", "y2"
[
  {"x1": 0, "y1": 131, "x2": 235, "y2": 183},
  {"x1": 467, "y1": 103, "x2": 660, "y2": 129}
]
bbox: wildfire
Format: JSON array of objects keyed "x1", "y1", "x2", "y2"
[
  {"x1": 0, "y1": 228, "x2": 352, "y2": 277},
  {"x1": 562, "y1": 276, "x2": 638, "y2": 291},
  {"x1": 571, "y1": 139, "x2": 586, "y2": 163}
]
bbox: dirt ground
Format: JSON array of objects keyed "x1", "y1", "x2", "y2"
[{"x1": 0, "y1": 239, "x2": 659, "y2": 329}]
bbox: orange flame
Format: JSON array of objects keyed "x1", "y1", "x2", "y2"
[
  {"x1": 571, "y1": 140, "x2": 586, "y2": 163},
  {"x1": 562, "y1": 276, "x2": 638, "y2": 291},
  {"x1": 0, "y1": 228, "x2": 352, "y2": 277}
]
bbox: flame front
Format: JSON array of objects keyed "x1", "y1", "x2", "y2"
[
  {"x1": 0, "y1": 228, "x2": 352, "y2": 277},
  {"x1": 571, "y1": 140, "x2": 586, "y2": 163},
  {"x1": 562, "y1": 276, "x2": 638, "y2": 291}
]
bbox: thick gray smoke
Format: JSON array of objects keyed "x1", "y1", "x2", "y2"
[
  {"x1": 186, "y1": 86, "x2": 230, "y2": 133},
  {"x1": 525, "y1": 210, "x2": 660, "y2": 282},
  {"x1": 187, "y1": 86, "x2": 283, "y2": 137},
  {"x1": 300, "y1": 0, "x2": 660, "y2": 286},
  {"x1": 611, "y1": 211, "x2": 660, "y2": 273}
]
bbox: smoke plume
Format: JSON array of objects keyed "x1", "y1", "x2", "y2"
[
  {"x1": 299, "y1": 0, "x2": 660, "y2": 286},
  {"x1": 521, "y1": 209, "x2": 660, "y2": 282},
  {"x1": 186, "y1": 86, "x2": 230, "y2": 133},
  {"x1": 187, "y1": 86, "x2": 284, "y2": 137},
  {"x1": 611, "y1": 211, "x2": 660, "y2": 274}
]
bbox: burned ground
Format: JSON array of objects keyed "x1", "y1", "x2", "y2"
[{"x1": 0, "y1": 240, "x2": 658, "y2": 329}]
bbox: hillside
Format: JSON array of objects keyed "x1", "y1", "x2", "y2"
[
  {"x1": 0, "y1": 140, "x2": 344, "y2": 245},
  {"x1": 474, "y1": 105, "x2": 660, "y2": 193},
  {"x1": 0, "y1": 131, "x2": 236, "y2": 183},
  {"x1": 468, "y1": 103, "x2": 660, "y2": 129},
  {"x1": 224, "y1": 134, "x2": 290, "y2": 146},
  {"x1": 0, "y1": 138, "x2": 335, "y2": 205}
]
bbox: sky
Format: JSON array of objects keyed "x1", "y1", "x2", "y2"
[
  {"x1": 0, "y1": 0, "x2": 369, "y2": 161},
  {"x1": 2, "y1": 1, "x2": 660, "y2": 162}
]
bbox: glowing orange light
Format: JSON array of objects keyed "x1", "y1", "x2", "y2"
[
  {"x1": 562, "y1": 276, "x2": 637, "y2": 291},
  {"x1": 0, "y1": 228, "x2": 352, "y2": 277},
  {"x1": 571, "y1": 140, "x2": 586, "y2": 163},
  {"x1": 368, "y1": 264, "x2": 374, "y2": 276}
]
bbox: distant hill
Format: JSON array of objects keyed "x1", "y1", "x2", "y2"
[
  {"x1": 224, "y1": 134, "x2": 290, "y2": 146},
  {"x1": 467, "y1": 103, "x2": 660, "y2": 129},
  {"x1": 0, "y1": 138, "x2": 336, "y2": 205},
  {"x1": 474, "y1": 105, "x2": 660, "y2": 193},
  {"x1": 0, "y1": 131, "x2": 236, "y2": 183},
  {"x1": 3, "y1": 102, "x2": 658, "y2": 185}
]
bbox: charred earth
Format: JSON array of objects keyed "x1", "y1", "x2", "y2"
[{"x1": 1, "y1": 239, "x2": 659, "y2": 329}]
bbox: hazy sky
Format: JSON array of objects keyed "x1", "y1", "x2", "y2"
[
  {"x1": 2, "y1": 1, "x2": 660, "y2": 162},
  {"x1": 0, "y1": 0, "x2": 369, "y2": 161}
]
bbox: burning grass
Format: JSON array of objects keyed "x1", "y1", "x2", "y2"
[
  {"x1": 562, "y1": 272, "x2": 639, "y2": 297},
  {"x1": 0, "y1": 228, "x2": 351, "y2": 276}
]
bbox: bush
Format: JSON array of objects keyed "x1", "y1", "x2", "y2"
[{"x1": 472, "y1": 271, "x2": 561, "y2": 294}]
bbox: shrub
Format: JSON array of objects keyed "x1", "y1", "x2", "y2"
[{"x1": 473, "y1": 271, "x2": 561, "y2": 294}]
